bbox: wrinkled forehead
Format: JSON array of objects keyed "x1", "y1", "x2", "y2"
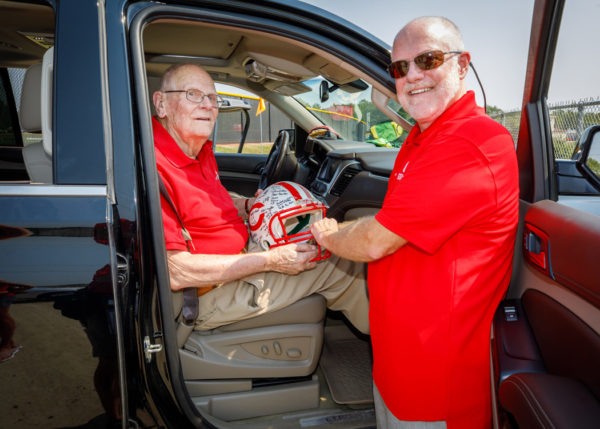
[{"x1": 166, "y1": 65, "x2": 216, "y2": 93}]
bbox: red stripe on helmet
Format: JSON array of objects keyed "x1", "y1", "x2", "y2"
[{"x1": 278, "y1": 181, "x2": 303, "y2": 200}]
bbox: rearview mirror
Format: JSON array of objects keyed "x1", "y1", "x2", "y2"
[
  {"x1": 319, "y1": 80, "x2": 329, "y2": 103},
  {"x1": 319, "y1": 80, "x2": 340, "y2": 103}
]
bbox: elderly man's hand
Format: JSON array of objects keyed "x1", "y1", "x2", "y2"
[
  {"x1": 266, "y1": 242, "x2": 318, "y2": 274},
  {"x1": 310, "y1": 217, "x2": 339, "y2": 247}
]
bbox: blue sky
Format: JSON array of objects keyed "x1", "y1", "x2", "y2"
[{"x1": 303, "y1": 0, "x2": 600, "y2": 111}]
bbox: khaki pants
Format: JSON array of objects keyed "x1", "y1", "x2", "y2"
[
  {"x1": 194, "y1": 240, "x2": 369, "y2": 334},
  {"x1": 374, "y1": 384, "x2": 447, "y2": 429}
]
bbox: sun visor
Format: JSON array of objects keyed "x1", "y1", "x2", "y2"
[{"x1": 303, "y1": 54, "x2": 357, "y2": 85}]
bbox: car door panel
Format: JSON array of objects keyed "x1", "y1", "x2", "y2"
[
  {"x1": 499, "y1": 371, "x2": 600, "y2": 429},
  {"x1": 496, "y1": 199, "x2": 600, "y2": 427},
  {"x1": 512, "y1": 200, "x2": 600, "y2": 325},
  {"x1": 521, "y1": 289, "x2": 600, "y2": 398},
  {"x1": 216, "y1": 153, "x2": 265, "y2": 196},
  {"x1": 524, "y1": 201, "x2": 600, "y2": 306}
]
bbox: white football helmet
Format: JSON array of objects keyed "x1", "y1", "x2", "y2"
[{"x1": 248, "y1": 181, "x2": 331, "y2": 261}]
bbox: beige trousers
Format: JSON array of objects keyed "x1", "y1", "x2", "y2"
[
  {"x1": 374, "y1": 384, "x2": 447, "y2": 429},
  {"x1": 194, "y1": 240, "x2": 369, "y2": 334}
]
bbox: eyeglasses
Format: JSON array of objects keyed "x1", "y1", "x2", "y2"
[
  {"x1": 162, "y1": 89, "x2": 224, "y2": 107},
  {"x1": 387, "y1": 50, "x2": 463, "y2": 79}
]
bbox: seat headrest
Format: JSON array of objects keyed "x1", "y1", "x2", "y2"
[
  {"x1": 18, "y1": 46, "x2": 53, "y2": 157},
  {"x1": 19, "y1": 63, "x2": 42, "y2": 133},
  {"x1": 40, "y1": 46, "x2": 53, "y2": 157}
]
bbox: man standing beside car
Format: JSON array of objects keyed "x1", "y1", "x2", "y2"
[
  {"x1": 311, "y1": 16, "x2": 519, "y2": 428},
  {"x1": 151, "y1": 63, "x2": 370, "y2": 334}
]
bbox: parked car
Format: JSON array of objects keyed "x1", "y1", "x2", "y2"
[{"x1": 0, "y1": 0, "x2": 598, "y2": 428}]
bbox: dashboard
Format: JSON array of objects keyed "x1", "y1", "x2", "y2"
[{"x1": 301, "y1": 137, "x2": 399, "y2": 221}]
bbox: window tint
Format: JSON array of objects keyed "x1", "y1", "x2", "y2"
[
  {"x1": 0, "y1": 68, "x2": 29, "y2": 181},
  {"x1": 0, "y1": 0, "x2": 54, "y2": 185},
  {"x1": 0, "y1": 69, "x2": 21, "y2": 147}
]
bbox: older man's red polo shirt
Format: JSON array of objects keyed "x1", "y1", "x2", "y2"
[
  {"x1": 153, "y1": 117, "x2": 248, "y2": 255},
  {"x1": 369, "y1": 91, "x2": 519, "y2": 428}
]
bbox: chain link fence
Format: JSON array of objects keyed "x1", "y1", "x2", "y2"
[{"x1": 490, "y1": 98, "x2": 600, "y2": 160}]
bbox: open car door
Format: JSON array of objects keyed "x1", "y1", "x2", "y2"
[{"x1": 493, "y1": 1, "x2": 600, "y2": 427}]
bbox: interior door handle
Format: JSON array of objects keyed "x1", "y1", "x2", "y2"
[{"x1": 523, "y1": 223, "x2": 552, "y2": 277}]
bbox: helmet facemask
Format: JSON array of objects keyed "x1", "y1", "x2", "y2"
[{"x1": 249, "y1": 182, "x2": 331, "y2": 261}]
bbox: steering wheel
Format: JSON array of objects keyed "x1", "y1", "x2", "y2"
[{"x1": 258, "y1": 130, "x2": 290, "y2": 189}]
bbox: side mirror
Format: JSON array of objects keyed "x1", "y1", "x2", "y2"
[
  {"x1": 575, "y1": 125, "x2": 600, "y2": 191},
  {"x1": 319, "y1": 80, "x2": 329, "y2": 103}
]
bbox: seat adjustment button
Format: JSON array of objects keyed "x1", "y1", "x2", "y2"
[{"x1": 286, "y1": 348, "x2": 301, "y2": 358}]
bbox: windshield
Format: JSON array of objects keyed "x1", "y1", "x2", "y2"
[{"x1": 294, "y1": 77, "x2": 412, "y2": 147}]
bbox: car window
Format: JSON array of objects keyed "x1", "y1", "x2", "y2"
[
  {"x1": 294, "y1": 77, "x2": 410, "y2": 147},
  {"x1": 0, "y1": 69, "x2": 21, "y2": 147},
  {"x1": 548, "y1": 2, "x2": 600, "y2": 154},
  {"x1": 547, "y1": 1, "x2": 600, "y2": 212},
  {"x1": 212, "y1": 89, "x2": 293, "y2": 155},
  {"x1": 0, "y1": 45, "x2": 51, "y2": 183},
  {"x1": 216, "y1": 77, "x2": 414, "y2": 151}
]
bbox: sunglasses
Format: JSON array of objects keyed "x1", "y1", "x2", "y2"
[{"x1": 387, "y1": 50, "x2": 463, "y2": 79}]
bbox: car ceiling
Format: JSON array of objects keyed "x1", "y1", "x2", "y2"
[
  {"x1": 0, "y1": 1, "x2": 54, "y2": 68},
  {"x1": 1, "y1": 0, "x2": 373, "y2": 137},
  {"x1": 143, "y1": 19, "x2": 359, "y2": 95},
  {"x1": 1, "y1": 1, "x2": 360, "y2": 97}
]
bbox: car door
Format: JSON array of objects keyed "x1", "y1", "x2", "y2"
[
  {"x1": 0, "y1": 2, "x2": 131, "y2": 428},
  {"x1": 492, "y1": 0, "x2": 600, "y2": 427}
]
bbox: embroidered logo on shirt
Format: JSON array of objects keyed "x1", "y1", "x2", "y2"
[{"x1": 396, "y1": 161, "x2": 410, "y2": 181}]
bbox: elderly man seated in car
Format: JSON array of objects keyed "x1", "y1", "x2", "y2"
[{"x1": 151, "y1": 63, "x2": 369, "y2": 333}]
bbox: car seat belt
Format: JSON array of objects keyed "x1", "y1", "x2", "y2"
[{"x1": 157, "y1": 176, "x2": 199, "y2": 325}]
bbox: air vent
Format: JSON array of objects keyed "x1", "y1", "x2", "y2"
[{"x1": 330, "y1": 165, "x2": 361, "y2": 197}]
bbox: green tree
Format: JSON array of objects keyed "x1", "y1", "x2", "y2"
[{"x1": 486, "y1": 105, "x2": 503, "y2": 115}]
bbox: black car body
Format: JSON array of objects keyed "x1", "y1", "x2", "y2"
[{"x1": 0, "y1": 0, "x2": 599, "y2": 428}]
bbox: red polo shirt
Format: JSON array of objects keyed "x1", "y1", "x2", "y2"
[
  {"x1": 153, "y1": 117, "x2": 248, "y2": 254},
  {"x1": 369, "y1": 92, "x2": 518, "y2": 428}
]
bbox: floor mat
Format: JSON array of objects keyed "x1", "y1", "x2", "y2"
[{"x1": 320, "y1": 325, "x2": 373, "y2": 405}]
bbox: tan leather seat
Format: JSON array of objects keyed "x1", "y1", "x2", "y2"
[
  {"x1": 20, "y1": 47, "x2": 53, "y2": 183},
  {"x1": 171, "y1": 289, "x2": 326, "y2": 420}
]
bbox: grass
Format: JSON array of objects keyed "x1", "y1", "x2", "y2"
[{"x1": 216, "y1": 142, "x2": 273, "y2": 154}]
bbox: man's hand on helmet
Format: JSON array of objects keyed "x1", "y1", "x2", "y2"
[
  {"x1": 265, "y1": 242, "x2": 318, "y2": 274},
  {"x1": 311, "y1": 217, "x2": 339, "y2": 248}
]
